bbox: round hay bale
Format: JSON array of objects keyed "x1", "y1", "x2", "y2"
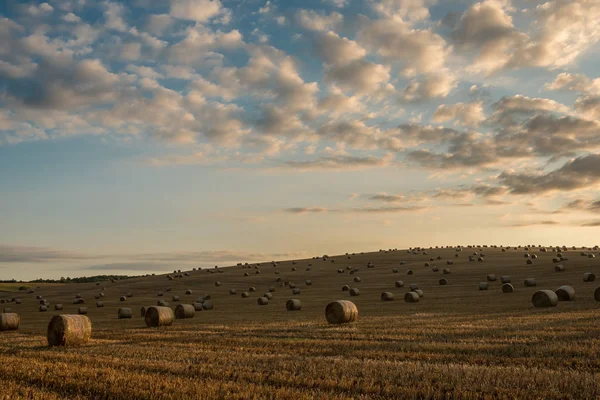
[
  {"x1": 477, "y1": 257, "x2": 484, "y2": 262},
  {"x1": 0, "y1": 313, "x2": 20, "y2": 331},
  {"x1": 526, "y1": 259, "x2": 533, "y2": 265},
  {"x1": 325, "y1": 300, "x2": 358, "y2": 324},
  {"x1": 412, "y1": 289, "x2": 424, "y2": 298},
  {"x1": 432, "y1": 267, "x2": 439, "y2": 272},
  {"x1": 555, "y1": 285, "x2": 575, "y2": 301},
  {"x1": 342, "y1": 285, "x2": 350, "y2": 291},
  {"x1": 381, "y1": 292, "x2": 394, "y2": 301},
  {"x1": 96, "y1": 301, "x2": 104, "y2": 308},
  {"x1": 487, "y1": 274, "x2": 497, "y2": 282},
  {"x1": 395, "y1": 281, "x2": 404, "y2": 288},
  {"x1": 532, "y1": 290, "x2": 558, "y2": 308},
  {"x1": 439, "y1": 278, "x2": 448, "y2": 285},
  {"x1": 269, "y1": 286, "x2": 276, "y2": 292},
  {"x1": 407, "y1": 270, "x2": 413, "y2": 275},
  {"x1": 94, "y1": 295, "x2": 100, "y2": 300},
  {"x1": 202, "y1": 301, "x2": 213, "y2": 310},
  {"x1": 99, "y1": 293, "x2": 104, "y2": 297},
  {"x1": 120, "y1": 296, "x2": 127, "y2": 302},
  {"x1": 39, "y1": 305, "x2": 48, "y2": 312},
  {"x1": 554, "y1": 265, "x2": 565, "y2": 272},
  {"x1": 337, "y1": 269, "x2": 344, "y2": 274},
  {"x1": 409, "y1": 283, "x2": 419, "y2": 291},
  {"x1": 229, "y1": 289, "x2": 237, "y2": 295},
  {"x1": 249, "y1": 287, "x2": 256, "y2": 292},
  {"x1": 47, "y1": 315, "x2": 92, "y2": 346},
  {"x1": 73, "y1": 298, "x2": 84, "y2": 305},
  {"x1": 165, "y1": 288, "x2": 172, "y2": 292},
  {"x1": 594, "y1": 287, "x2": 600, "y2": 302},
  {"x1": 286, "y1": 299, "x2": 301, "y2": 311},
  {"x1": 305, "y1": 280, "x2": 312, "y2": 286},
  {"x1": 501, "y1": 276, "x2": 511, "y2": 284},
  {"x1": 292, "y1": 288, "x2": 301, "y2": 295},
  {"x1": 54, "y1": 304, "x2": 63, "y2": 311},
  {"x1": 215, "y1": 281, "x2": 221, "y2": 287},
  {"x1": 241, "y1": 292, "x2": 249, "y2": 298},
  {"x1": 264, "y1": 293, "x2": 273, "y2": 300},
  {"x1": 404, "y1": 292, "x2": 419, "y2": 303},
  {"x1": 78, "y1": 307, "x2": 88, "y2": 315},
  {"x1": 442, "y1": 268, "x2": 451, "y2": 274},
  {"x1": 583, "y1": 273, "x2": 596, "y2": 282},
  {"x1": 392, "y1": 268, "x2": 398, "y2": 273},
  {"x1": 172, "y1": 295, "x2": 180, "y2": 302},
  {"x1": 203, "y1": 294, "x2": 211, "y2": 300},
  {"x1": 141, "y1": 306, "x2": 149, "y2": 317},
  {"x1": 353, "y1": 277, "x2": 361, "y2": 283},
  {"x1": 479, "y1": 282, "x2": 489, "y2": 290},
  {"x1": 524, "y1": 278, "x2": 537, "y2": 287},
  {"x1": 174, "y1": 304, "x2": 195, "y2": 319},
  {"x1": 502, "y1": 283, "x2": 514, "y2": 293},
  {"x1": 157, "y1": 300, "x2": 169, "y2": 307},
  {"x1": 257, "y1": 297, "x2": 269, "y2": 305},
  {"x1": 193, "y1": 303, "x2": 204, "y2": 311},
  {"x1": 185, "y1": 289, "x2": 192, "y2": 295},
  {"x1": 349, "y1": 288, "x2": 359, "y2": 296},
  {"x1": 75, "y1": 294, "x2": 82, "y2": 299},
  {"x1": 118, "y1": 308, "x2": 132, "y2": 319},
  {"x1": 144, "y1": 306, "x2": 175, "y2": 327},
  {"x1": 126, "y1": 293, "x2": 133, "y2": 298}
]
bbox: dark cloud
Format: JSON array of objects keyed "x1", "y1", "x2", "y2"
[
  {"x1": 283, "y1": 154, "x2": 393, "y2": 171},
  {"x1": 85, "y1": 262, "x2": 171, "y2": 271},
  {"x1": 0, "y1": 245, "x2": 94, "y2": 263},
  {"x1": 509, "y1": 220, "x2": 560, "y2": 227}
]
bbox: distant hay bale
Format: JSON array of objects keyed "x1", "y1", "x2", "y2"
[
  {"x1": 230, "y1": 289, "x2": 237, "y2": 295},
  {"x1": 353, "y1": 277, "x2": 361, "y2": 283},
  {"x1": 532, "y1": 290, "x2": 558, "y2": 308},
  {"x1": 325, "y1": 300, "x2": 358, "y2": 324},
  {"x1": 501, "y1": 276, "x2": 511, "y2": 284},
  {"x1": 349, "y1": 288, "x2": 359, "y2": 296},
  {"x1": 47, "y1": 315, "x2": 92, "y2": 346},
  {"x1": 96, "y1": 301, "x2": 104, "y2": 308},
  {"x1": 215, "y1": 281, "x2": 221, "y2": 287},
  {"x1": 257, "y1": 297, "x2": 269, "y2": 305},
  {"x1": 424, "y1": 262, "x2": 430, "y2": 267},
  {"x1": 185, "y1": 290, "x2": 192, "y2": 295},
  {"x1": 526, "y1": 259, "x2": 533, "y2": 265},
  {"x1": 409, "y1": 283, "x2": 419, "y2": 291},
  {"x1": 342, "y1": 285, "x2": 350, "y2": 291},
  {"x1": 524, "y1": 278, "x2": 537, "y2": 287},
  {"x1": 202, "y1": 301, "x2": 213, "y2": 310},
  {"x1": 555, "y1": 285, "x2": 575, "y2": 301},
  {"x1": 395, "y1": 281, "x2": 404, "y2": 288},
  {"x1": 0, "y1": 313, "x2": 19, "y2": 331},
  {"x1": 249, "y1": 287, "x2": 256, "y2": 292},
  {"x1": 412, "y1": 289, "x2": 424, "y2": 298},
  {"x1": 554, "y1": 265, "x2": 565, "y2": 272},
  {"x1": 175, "y1": 304, "x2": 195, "y2": 319},
  {"x1": 172, "y1": 296, "x2": 180, "y2": 302},
  {"x1": 3, "y1": 308, "x2": 13, "y2": 313},
  {"x1": 75, "y1": 294, "x2": 82, "y2": 299},
  {"x1": 404, "y1": 292, "x2": 420, "y2": 303},
  {"x1": 39, "y1": 305, "x2": 48, "y2": 312},
  {"x1": 157, "y1": 300, "x2": 169, "y2": 307},
  {"x1": 54, "y1": 304, "x2": 63, "y2": 311},
  {"x1": 286, "y1": 299, "x2": 301, "y2": 311},
  {"x1": 193, "y1": 303, "x2": 203, "y2": 311},
  {"x1": 479, "y1": 282, "x2": 489, "y2": 290},
  {"x1": 141, "y1": 306, "x2": 149, "y2": 317},
  {"x1": 337, "y1": 269, "x2": 344, "y2": 274},
  {"x1": 244, "y1": 273, "x2": 249, "y2": 277},
  {"x1": 99, "y1": 293, "x2": 104, "y2": 297},
  {"x1": 392, "y1": 268, "x2": 398, "y2": 273},
  {"x1": 269, "y1": 286, "x2": 276, "y2": 292},
  {"x1": 166, "y1": 288, "x2": 172, "y2": 292},
  {"x1": 78, "y1": 307, "x2": 88, "y2": 315},
  {"x1": 502, "y1": 283, "x2": 514, "y2": 293},
  {"x1": 264, "y1": 293, "x2": 273, "y2": 300},
  {"x1": 94, "y1": 295, "x2": 100, "y2": 300},
  {"x1": 487, "y1": 274, "x2": 497, "y2": 282},
  {"x1": 381, "y1": 292, "x2": 394, "y2": 301},
  {"x1": 15, "y1": 299, "x2": 22, "y2": 304},
  {"x1": 144, "y1": 306, "x2": 175, "y2": 327},
  {"x1": 241, "y1": 292, "x2": 249, "y2": 298},
  {"x1": 120, "y1": 296, "x2": 127, "y2": 302},
  {"x1": 439, "y1": 278, "x2": 448, "y2": 285},
  {"x1": 118, "y1": 308, "x2": 132, "y2": 319},
  {"x1": 477, "y1": 257, "x2": 484, "y2": 262},
  {"x1": 407, "y1": 270, "x2": 413, "y2": 275},
  {"x1": 305, "y1": 280, "x2": 312, "y2": 286},
  {"x1": 126, "y1": 293, "x2": 133, "y2": 298},
  {"x1": 583, "y1": 273, "x2": 596, "y2": 282},
  {"x1": 292, "y1": 288, "x2": 301, "y2": 295},
  {"x1": 73, "y1": 298, "x2": 84, "y2": 305},
  {"x1": 442, "y1": 268, "x2": 451, "y2": 274},
  {"x1": 594, "y1": 287, "x2": 600, "y2": 302}
]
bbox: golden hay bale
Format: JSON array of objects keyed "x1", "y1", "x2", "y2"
[
  {"x1": 349, "y1": 288, "x2": 360, "y2": 296},
  {"x1": 502, "y1": 283, "x2": 514, "y2": 293},
  {"x1": 594, "y1": 287, "x2": 600, "y2": 302},
  {"x1": 325, "y1": 300, "x2": 358, "y2": 324},
  {"x1": 392, "y1": 268, "x2": 398, "y2": 273},
  {"x1": 174, "y1": 304, "x2": 195, "y2": 319},
  {"x1": 404, "y1": 292, "x2": 419, "y2": 303},
  {"x1": 0, "y1": 313, "x2": 20, "y2": 331},
  {"x1": 532, "y1": 290, "x2": 558, "y2": 308},
  {"x1": 337, "y1": 269, "x2": 344, "y2": 274},
  {"x1": 96, "y1": 301, "x2": 104, "y2": 308},
  {"x1": 395, "y1": 281, "x2": 404, "y2": 288},
  {"x1": 526, "y1": 259, "x2": 533, "y2": 265},
  {"x1": 524, "y1": 278, "x2": 537, "y2": 287},
  {"x1": 583, "y1": 273, "x2": 596, "y2": 282},
  {"x1": 409, "y1": 283, "x2": 419, "y2": 291},
  {"x1": 78, "y1": 307, "x2": 88, "y2": 315},
  {"x1": 157, "y1": 300, "x2": 169, "y2": 307},
  {"x1": 432, "y1": 267, "x2": 439, "y2": 272},
  {"x1": 144, "y1": 306, "x2": 175, "y2": 327},
  {"x1": 257, "y1": 297, "x2": 269, "y2": 305},
  {"x1": 555, "y1": 285, "x2": 575, "y2": 301},
  {"x1": 554, "y1": 265, "x2": 565, "y2": 272},
  {"x1": 439, "y1": 278, "x2": 448, "y2": 285},
  {"x1": 381, "y1": 292, "x2": 394, "y2": 301},
  {"x1": 118, "y1": 308, "x2": 132, "y2": 319},
  {"x1": 193, "y1": 303, "x2": 204, "y2": 311},
  {"x1": 47, "y1": 315, "x2": 92, "y2": 346},
  {"x1": 479, "y1": 282, "x2": 489, "y2": 290},
  {"x1": 249, "y1": 287, "x2": 256, "y2": 292},
  {"x1": 53, "y1": 304, "x2": 63, "y2": 311},
  {"x1": 286, "y1": 299, "x2": 301, "y2": 311},
  {"x1": 202, "y1": 301, "x2": 213, "y2": 310}
]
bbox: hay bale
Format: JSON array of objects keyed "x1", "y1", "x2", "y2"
[
  {"x1": 264, "y1": 293, "x2": 273, "y2": 300},
  {"x1": 305, "y1": 280, "x2": 312, "y2": 286},
  {"x1": 292, "y1": 288, "x2": 301, "y2": 295},
  {"x1": 524, "y1": 278, "x2": 537, "y2": 287},
  {"x1": 144, "y1": 306, "x2": 175, "y2": 327},
  {"x1": 353, "y1": 277, "x2": 361, "y2": 283},
  {"x1": 175, "y1": 304, "x2": 195, "y2": 319},
  {"x1": 502, "y1": 283, "x2": 514, "y2": 293},
  {"x1": 126, "y1": 293, "x2": 133, "y2": 298},
  {"x1": 185, "y1": 290, "x2": 192, "y2": 295},
  {"x1": 395, "y1": 281, "x2": 404, "y2": 288},
  {"x1": 0, "y1": 313, "x2": 19, "y2": 331},
  {"x1": 249, "y1": 287, "x2": 256, "y2": 292},
  {"x1": 257, "y1": 297, "x2": 269, "y2": 305},
  {"x1": 342, "y1": 285, "x2": 350, "y2": 291},
  {"x1": 442, "y1": 268, "x2": 451, "y2": 274},
  {"x1": 381, "y1": 292, "x2": 394, "y2": 301},
  {"x1": 286, "y1": 299, "x2": 301, "y2": 311},
  {"x1": 337, "y1": 269, "x2": 344, "y2": 274},
  {"x1": 594, "y1": 287, "x2": 600, "y2": 302},
  {"x1": 432, "y1": 267, "x2": 439, "y2": 272},
  {"x1": 172, "y1": 295, "x2": 180, "y2": 302},
  {"x1": 230, "y1": 289, "x2": 237, "y2": 295},
  {"x1": 269, "y1": 286, "x2": 276, "y2": 292},
  {"x1": 583, "y1": 273, "x2": 596, "y2": 282},
  {"x1": 532, "y1": 290, "x2": 558, "y2": 308},
  {"x1": 54, "y1": 304, "x2": 63, "y2": 311},
  {"x1": 501, "y1": 276, "x2": 511, "y2": 284},
  {"x1": 439, "y1": 278, "x2": 448, "y2": 285},
  {"x1": 487, "y1": 274, "x2": 497, "y2": 282},
  {"x1": 554, "y1": 265, "x2": 565, "y2": 272},
  {"x1": 73, "y1": 298, "x2": 84, "y2": 305},
  {"x1": 555, "y1": 285, "x2": 575, "y2": 301},
  {"x1": 407, "y1": 270, "x2": 413, "y2": 275},
  {"x1": 157, "y1": 300, "x2": 169, "y2": 307},
  {"x1": 118, "y1": 308, "x2": 132, "y2": 319},
  {"x1": 325, "y1": 300, "x2": 358, "y2": 324},
  {"x1": 47, "y1": 315, "x2": 92, "y2": 346},
  {"x1": 409, "y1": 284, "x2": 419, "y2": 291},
  {"x1": 202, "y1": 301, "x2": 213, "y2": 310},
  {"x1": 96, "y1": 301, "x2": 104, "y2": 308},
  {"x1": 241, "y1": 292, "x2": 249, "y2": 298},
  {"x1": 404, "y1": 292, "x2": 419, "y2": 303},
  {"x1": 349, "y1": 288, "x2": 359, "y2": 296},
  {"x1": 392, "y1": 268, "x2": 398, "y2": 273},
  {"x1": 215, "y1": 281, "x2": 221, "y2": 287},
  {"x1": 120, "y1": 296, "x2": 127, "y2": 302},
  {"x1": 479, "y1": 282, "x2": 488, "y2": 290},
  {"x1": 526, "y1": 259, "x2": 533, "y2": 265},
  {"x1": 193, "y1": 303, "x2": 204, "y2": 311},
  {"x1": 412, "y1": 289, "x2": 424, "y2": 298},
  {"x1": 78, "y1": 307, "x2": 88, "y2": 315},
  {"x1": 3, "y1": 308, "x2": 13, "y2": 313},
  {"x1": 39, "y1": 305, "x2": 48, "y2": 312}
]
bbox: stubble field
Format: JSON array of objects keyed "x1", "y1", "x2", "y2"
[{"x1": 1, "y1": 245, "x2": 599, "y2": 399}]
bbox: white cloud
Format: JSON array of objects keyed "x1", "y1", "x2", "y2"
[
  {"x1": 170, "y1": 0, "x2": 223, "y2": 22},
  {"x1": 433, "y1": 101, "x2": 486, "y2": 127}
]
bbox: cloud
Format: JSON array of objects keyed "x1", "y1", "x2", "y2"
[
  {"x1": 370, "y1": 0, "x2": 437, "y2": 22},
  {"x1": 282, "y1": 153, "x2": 394, "y2": 171},
  {"x1": 283, "y1": 207, "x2": 329, "y2": 214},
  {"x1": 574, "y1": 96, "x2": 600, "y2": 120},
  {"x1": 509, "y1": 220, "x2": 560, "y2": 227},
  {"x1": 85, "y1": 262, "x2": 172, "y2": 271},
  {"x1": 295, "y1": 10, "x2": 343, "y2": 32},
  {"x1": 325, "y1": 59, "x2": 391, "y2": 94},
  {"x1": 433, "y1": 101, "x2": 486, "y2": 127},
  {"x1": 170, "y1": 0, "x2": 224, "y2": 22},
  {"x1": 545, "y1": 73, "x2": 600, "y2": 95},
  {"x1": 0, "y1": 245, "x2": 95, "y2": 263},
  {"x1": 581, "y1": 220, "x2": 600, "y2": 227}
]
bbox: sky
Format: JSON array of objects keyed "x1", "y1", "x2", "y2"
[{"x1": 1, "y1": 0, "x2": 600, "y2": 280}]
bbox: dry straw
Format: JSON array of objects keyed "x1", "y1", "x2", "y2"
[
  {"x1": 257, "y1": 297, "x2": 269, "y2": 305},
  {"x1": 532, "y1": 290, "x2": 558, "y2": 308},
  {"x1": 175, "y1": 304, "x2": 195, "y2": 319},
  {"x1": 286, "y1": 299, "x2": 301, "y2": 311},
  {"x1": 325, "y1": 300, "x2": 358, "y2": 324},
  {"x1": 404, "y1": 292, "x2": 419, "y2": 303},
  {"x1": 0, "y1": 313, "x2": 20, "y2": 331},
  {"x1": 47, "y1": 315, "x2": 92, "y2": 346},
  {"x1": 381, "y1": 292, "x2": 394, "y2": 301},
  {"x1": 502, "y1": 283, "x2": 515, "y2": 293},
  {"x1": 145, "y1": 306, "x2": 175, "y2": 327},
  {"x1": 555, "y1": 285, "x2": 575, "y2": 301}
]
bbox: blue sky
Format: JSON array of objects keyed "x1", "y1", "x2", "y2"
[{"x1": 1, "y1": 0, "x2": 600, "y2": 280}]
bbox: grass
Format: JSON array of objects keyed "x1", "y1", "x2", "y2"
[{"x1": 1, "y1": 246, "x2": 599, "y2": 399}]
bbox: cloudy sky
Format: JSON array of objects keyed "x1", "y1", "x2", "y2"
[{"x1": 1, "y1": 0, "x2": 600, "y2": 280}]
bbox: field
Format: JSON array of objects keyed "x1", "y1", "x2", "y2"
[{"x1": 1, "y1": 246, "x2": 599, "y2": 399}]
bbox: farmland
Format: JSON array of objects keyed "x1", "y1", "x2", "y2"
[{"x1": 1, "y1": 246, "x2": 599, "y2": 399}]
